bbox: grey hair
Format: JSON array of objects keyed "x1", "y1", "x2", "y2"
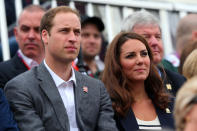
[
  {"x1": 121, "y1": 9, "x2": 160, "y2": 32},
  {"x1": 16, "y1": 5, "x2": 46, "y2": 26}
]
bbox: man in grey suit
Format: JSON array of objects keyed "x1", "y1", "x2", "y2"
[{"x1": 5, "y1": 6, "x2": 118, "y2": 131}]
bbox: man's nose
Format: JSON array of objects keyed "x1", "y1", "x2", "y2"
[
  {"x1": 27, "y1": 30, "x2": 36, "y2": 39},
  {"x1": 148, "y1": 36, "x2": 159, "y2": 46},
  {"x1": 69, "y1": 31, "x2": 77, "y2": 42},
  {"x1": 88, "y1": 35, "x2": 96, "y2": 44}
]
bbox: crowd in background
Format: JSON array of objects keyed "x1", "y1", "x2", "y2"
[{"x1": 0, "y1": 1, "x2": 197, "y2": 131}]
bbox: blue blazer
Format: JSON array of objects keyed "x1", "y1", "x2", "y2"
[
  {"x1": 115, "y1": 101, "x2": 175, "y2": 131},
  {"x1": 159, "y1": 67, "x2": 186, "y2": 96},
  {"x1": 0, "y1": 88, "x2": 19, "y2": 131}
]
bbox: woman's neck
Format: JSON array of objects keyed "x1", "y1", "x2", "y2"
[{"x1": 129, "y1": 81, "x2": 149, "y2": 103}]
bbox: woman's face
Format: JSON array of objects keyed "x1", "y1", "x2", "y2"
[
  {"x1": 120, "y1": 39, "x2": 150, "y2": 82},
  {"x1": 184, "y1": 104, "x2": 197, "y2": 131}
]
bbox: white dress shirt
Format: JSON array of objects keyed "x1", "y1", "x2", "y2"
[
  {"x1": 17, "y1": 49, "x2": 39, "y2": 68},
  {"x1": 44, "y1": 60, "x2": 79, "y2": 131}
]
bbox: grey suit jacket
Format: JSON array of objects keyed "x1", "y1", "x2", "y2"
[{"x1": 5, "y1": 62, "x2": 118, "y2": 131}]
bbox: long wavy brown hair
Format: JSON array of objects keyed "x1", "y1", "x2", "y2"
[{"x1": 102, "y1": 32, "x2": 169, "y2": 117}]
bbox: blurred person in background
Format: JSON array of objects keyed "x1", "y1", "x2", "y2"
[
  {"x1": 0, "y1": 0, "x2": 44, "y2": 62},
  {"x1": 0, "y1": 5, "x2": 46, "y2": 89},
  {"x1": 182, "y1": 49, "x2": 197, "y2": 79},
  {"x1": 121, "y1": 10, "x2": 186, "y2": 96},
  {"x1": 166, "y1": 14, "x2": 197, "y2": 70},
  {"x1": 179, "y1": 40, "x2": 197, "y2": 74},
  {"x1": 74, "y1": 16, "x2": 105, "y2": 79},
  {"x1": 102, "y1": 32, "x2": 175, "y2": 130},
  {"x1": 174, "y1": 76, "x2": 197, "y2": 131}
]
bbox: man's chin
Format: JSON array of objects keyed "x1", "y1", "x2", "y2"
[
  {"x1": 24, "y1": 52, "x2": 38, "y2": 58},
  {"x1": 153, "y1": 58, "x2": 162, "y2": 65}
]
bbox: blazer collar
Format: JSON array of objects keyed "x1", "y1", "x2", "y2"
[
  {"x1": 156, "y1": 104, "x2": 175, "y2": 129},
  {"x1": 120, "y1": 109, "x2": 139, "y2": 131},
  {"x1": 119, "y1": 105, "x2": 174, "y2": 131},
  {"x1": 12, "y1": 54, "x2": 28, "y2": 71},
  {"x1": 37, "y1": 62, "x2": 70, "y2": 131},
  {"x1": 72, "y1": 70, "x2": 88, "y2": 130}
]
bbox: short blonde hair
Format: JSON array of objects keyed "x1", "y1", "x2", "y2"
[
  {"x1": 174, "y1": 76, "x2": 197, "y2": 131},
  {"x1": 182, "y1": 49, "x2": 197, "y2": 79}
]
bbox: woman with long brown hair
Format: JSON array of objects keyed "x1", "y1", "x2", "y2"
[{"x1": 102, "y1": 32, "x2": 174, "y2": 130}]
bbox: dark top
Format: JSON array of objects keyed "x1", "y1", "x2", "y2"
[
  {"x1": 0, "y1": 54, "x2": 28, "y2": 89},
  {"x1": 115, "y1": 99, "x2": 175, "y2": 131},
  {"x1": 0, "y1": 88, "x2": 19, "y2": 131},
  {"x1": 159, "y1": 67, "x2": 186, "y2": 96}
]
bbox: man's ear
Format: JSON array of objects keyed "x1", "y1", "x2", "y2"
[
  {"x1": 41, "y1": 29, "x2": 49, "y2": 45},
  {"x1": 13, "y1": 27, "x2": 19, "y2": 43},
  {"x1": 192, "y1": 31, "x2": 197, "y2": 40}
]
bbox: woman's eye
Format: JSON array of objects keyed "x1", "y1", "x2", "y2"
[
  {"x1": 141, "y1": 51, "x2": 148, "y2": 57},
  {"x1": 126, "y1": 53, "x2": 135, "y2": 58}
]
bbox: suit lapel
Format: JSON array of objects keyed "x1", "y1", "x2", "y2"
[
  {"x1": 73, "y1": 71, "x2": 89, "y2": 130},
  {"x1": 12, "y1": 54, "x2": 28, "y2": 73},
  {"x1": 120, "y1": 109, "x2": 139, "y2": 131},
  {"x1": 37, "y1": 63, "x2": 70, "y2": 131},
  {"x1": 156, "y1": 106, "x2": 174, "y2": 129},
  {"x1": 119, "y1": 104, "x2": 174, "y2": 130}
]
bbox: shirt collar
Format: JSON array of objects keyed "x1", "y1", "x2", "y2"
[
  {"x1": 17, "y1": 49, "x2": 38, "y2": 67},
  {"x1": 44, "y1": 60, "x2": 76, "y2": 87}
]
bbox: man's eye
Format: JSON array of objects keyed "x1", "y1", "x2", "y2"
[
  {"x1": 94, "y1": 34, "x2": 101, "y2": 39},
  {"x1": 34, "y1": 27, "x2": 40, "y2": 33},
  {"x1": 74, "y1": 30, "x2": 81, "y2": 36},
  {"x1": 142, "y1": 35, "x2": 150, "y2": 39},
  {"x1": 82, "y1": 33, "x2": 89, "y2": 37},
  {"x1": 156, "y1": 35, "x2": 161, "y2": 39},
  {"x1": 21, "y1": 26, "x2": 30, "y2": 32},
  {"x1": 61, "y1": 29, "x2": 69, "y2": 32}
]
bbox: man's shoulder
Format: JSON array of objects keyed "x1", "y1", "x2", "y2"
[
  {"x1": 6, "y1": 67, "x2": 36, "y2": 86},
  {"x1": 0, "y1": 54, "x2": 23, "y2": 70},
  {"x1": 164, "y1": 68, "x2": 186, "y2": 81},
  {"x1": 0, "y1": 58, "x2": 15, "y2": 69},
  {"x1": 163, "y1": 68, "x2": 186, "y2": 94}
]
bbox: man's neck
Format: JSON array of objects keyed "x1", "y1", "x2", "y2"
[
  {"x1": 19, "y1": 50, "x2": 44, "y2": 64},
  {"x1": 45, "y1": 58, "x2": 72, "y2": 81},
  {"x1": 84, "y1": 59, "x2": 98, "y2": 74}
]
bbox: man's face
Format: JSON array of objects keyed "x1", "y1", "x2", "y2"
[
  {"x1": 42, "y1": 12, "x2": 81, "y2": 63},
  {"x1": 132, "y1": 24, "x2": 163, "y2": 65},
  {"x1": 14, "y1": 10, "x2": 45, "y2": 59},
  {"x1": 81, "y1": 24, "x2": 102, "y2": 59}
]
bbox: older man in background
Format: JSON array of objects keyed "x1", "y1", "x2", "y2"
[
  {"x1": 0, "y1": 5, "x2": 45, "y2": 89},
  {"x1": 166, "y1": 14, "x2": 197, "y2": 69},
  {"x1": 121, "y1": 10, "x2": 186, "y2": 96}
]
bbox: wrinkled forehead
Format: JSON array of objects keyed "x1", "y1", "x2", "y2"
[
  {"x1": 18, "y1": 10, "x2": 44, "y2": 25},
  {"x1": 132, "y1": 24, "x2": 161, "y2": 34}
]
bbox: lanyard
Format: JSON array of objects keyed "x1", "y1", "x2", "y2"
[{"x1": 17, "y1": 52, "x2": 30, "y2": 70}]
